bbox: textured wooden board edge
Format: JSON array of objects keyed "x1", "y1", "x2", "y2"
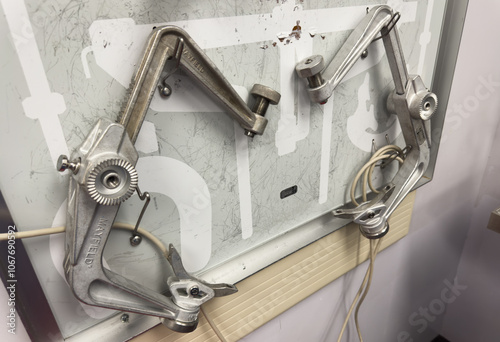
[{"x1": 131, "y1": 191, "x2": 416, "y2": 342}]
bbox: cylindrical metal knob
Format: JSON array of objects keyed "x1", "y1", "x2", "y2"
[
  {"x1": 245, "y1": 84, "x2": 281, "y2": 137},
  {"x1": 250, "y1": 84, "x2": 281, "y2": 116},
  {"x1": 295, "y1": 55, "x2": 325, "y2": 88}
]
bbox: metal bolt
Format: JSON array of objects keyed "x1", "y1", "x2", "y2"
[
  {"x1": 57, "y1": 155, "x2": 80, "y2": 174},
  {"x1": 130, "y1": 234, "x2": 142, "y2": 246},
  {"x1": 120, "y1": 313, "x2": 129, "y2": 323},
  {"x1": 361, "y1": 49, "x2": 369, "y2": 59},
  {"x1": 244, "y1": 130, "x2": 255, "y2": 138},
  {"x1": 250, "y1": 84, "x2": 281, "y2": 117},
  {"x1": 244, "y1": 84, "x2": 281, "y2": 138},
  {"x1": 296, "y1": 55, "x2": 325, "y2": 89},
  {"x1": 190, "y1": 286, "x2": 200, "y2": 296}
]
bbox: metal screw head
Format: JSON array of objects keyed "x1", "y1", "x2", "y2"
[
  {"x1": 57, "y1": 155, "x2": 69, "y2": 172},
  {"x1": 57, "y1": 155, "x2": 80, "y2": 174},
  {"x1": 295, "y1": 55, "x2": 324, "y2": 78},
  {"x1": 244, "y1": 130, "x2": 255, "y2": 138},
  {"x1": 189, "y1": 286, "x2": 200, "y2": 296},
  {"x1": 361, "y1": 49, "x2": 369, "y2": 59},
  {"x1": 120, "y1": 313, "x2": 129, "y2": 323},
  {"x1": 130, "y1": 234, "x2": 142, "y2": 246}
]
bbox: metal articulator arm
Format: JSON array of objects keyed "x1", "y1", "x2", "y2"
[
  {"x1": 58, "y1": 25, "x2": 280, "y2": 333},
  {"x1": 296, "y1": 5, "x2": 437, "y2": 239}
]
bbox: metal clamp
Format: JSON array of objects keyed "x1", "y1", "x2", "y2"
[
  {"x1": 54, "y1": 24, "x2": 285, "y2": 333},
  {"x1": 119, "y1": 25, "x2": 279, "y2": 141},
  {"x1": 296, "y1": 5, "x2": 438, "y2": 239}
]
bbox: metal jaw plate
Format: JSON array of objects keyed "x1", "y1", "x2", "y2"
[
  {"x1": 55, "y1": 23, "x2": 284, "y2": 333},
  {"x1": 296, "y1": 5, "x2": 438, "y2": 239}
]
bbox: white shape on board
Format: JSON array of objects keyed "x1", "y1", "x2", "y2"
[
  {"x1": 1, "y1": 0, "x2": 69, "y2": 167},
  {"x1": 234, "y1": 122, "x2": 253, "y2": 239},
  {"x1": 346, "y1": 73, "x2": 401, "y2": 153},
  {"x1": 135, "y1": 121, "x2": 159, "y2": 154},
  {"x1": 275, "y1": 39, "x2": 312, "y2": 156},
  {"x1": 318, "y1": 98, "x2": 335, "y2": 204},
  {"x1": 232, "y1": 85, "x2": 254, "y2": 240},
  {"x1": 417, "y1": 0, "x2": 434, "y2": 77}
]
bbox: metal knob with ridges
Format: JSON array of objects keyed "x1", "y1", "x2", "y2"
[{"x1": 86, "y1": 158, "x2": 138, "y2": 206}]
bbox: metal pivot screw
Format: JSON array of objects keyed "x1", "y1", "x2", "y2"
[
  {"x1": 190, "y1": 286, "x2": 200, "y2": 296},
  {"x1": 361, "y1": 49, "x2": 369, "y2": 59},
  {"x1": 130, "y1": 234, "x2": 142, "y2": 246},
  {"x1": 57, "y1": 155, "x2": 80, "y2": 174},
  {"x1": 296, "y1": 55, "x2": 325, "y2": 89},
  {"x1": 245, "y1": 84, "x2": 281, "y2": 137},
  {"x1": 120, "y1": 313, "x2": 129, "y2": 323}
]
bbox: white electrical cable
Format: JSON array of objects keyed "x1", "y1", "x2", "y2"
[
  {"x1": 0, "y1": 222, "x2": 227, "y2": 342},
  {"x1": 354, "y1": 238, "x2": 382, "y2": 342},
  {"x1": 337, "y1": 144, "x2": 404, "y2": 342},
  {"x1": 0, "y1": 223, "x2": 168, "y2": 257}
]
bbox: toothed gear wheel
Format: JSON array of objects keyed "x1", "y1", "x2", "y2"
[
  {"x1": 419, "y1": 92, "x2": 438, "y2": 121},
  {"x1": 86, "y1": 158, "x2": 138, "y2": 206}
]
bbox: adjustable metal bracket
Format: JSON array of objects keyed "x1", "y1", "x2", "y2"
[
  {"x1": 296, "y1": 5, "x2": 438, "y2": 239},
  {"x1": 58, "y1": 25, "x2": 281, "y2": 332}
]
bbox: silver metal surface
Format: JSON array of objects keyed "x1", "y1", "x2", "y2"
[
  {"x1": 58, "y1": 24, "x2": 244, "y2": 333},
  {"x1": 297, "y1": 5, "x2": 438, "y2": 239},
  {"x1": 57, "y1": 155, "x2": 81, "y2": 174},
  {"x1": 118, "y1": 25, "x2": 277, "y2": 142},
  {"x1": 250, "y1": 84, "x2": 281, "y2": 117}
]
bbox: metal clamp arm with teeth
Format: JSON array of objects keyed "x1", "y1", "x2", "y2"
[
  {"x1": 58, "y1": 25, "x2": 280, "y2": 333},
  {"x1": 296, "y1": 5, "x2": 437, "y2": 239}
]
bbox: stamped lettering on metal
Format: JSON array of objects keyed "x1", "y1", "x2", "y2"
[{"x1": 84, "y1": 217, "x2": 108, "y2": 267}]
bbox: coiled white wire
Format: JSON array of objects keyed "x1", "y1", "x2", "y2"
[{"x1": 337, "y1": 144, "x2": 404, "y2": 342}]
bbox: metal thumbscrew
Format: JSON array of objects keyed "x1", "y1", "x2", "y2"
[
  {"x1": 57, "y1": 155, "x2": 80, "y2": 174},
  {"x1": 244, "y1": 84, "x2": 281, "y2": 137},
  {"x1": 296, "y1": 55, "x2": 325, "y2": 88}
]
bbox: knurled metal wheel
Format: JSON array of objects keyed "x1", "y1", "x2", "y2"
[
  {"x1": 419, "y1": 92, "x2": 438, "y2": 121},
  {"x1": 86, "y1": 158, "x2": 138, "y2": 206}
]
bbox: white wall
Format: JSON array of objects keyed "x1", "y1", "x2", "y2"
[
  {"x1": 3, "y1": 1, "x2": 500, "y2": 341},
  {"x1": 440, "y1": 1, "x2": 500, "y2": 339},
  {"x1": 242, "y1": 0, "x2": 500, "y2": 341}
]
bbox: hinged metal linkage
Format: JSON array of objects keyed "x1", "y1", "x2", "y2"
[
  {"x1": 296, "y1": 5, "x2": 437, "y2": 239},
  {"x1": 57, "y1": 25, "x2": 281, "y2": 333}
]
